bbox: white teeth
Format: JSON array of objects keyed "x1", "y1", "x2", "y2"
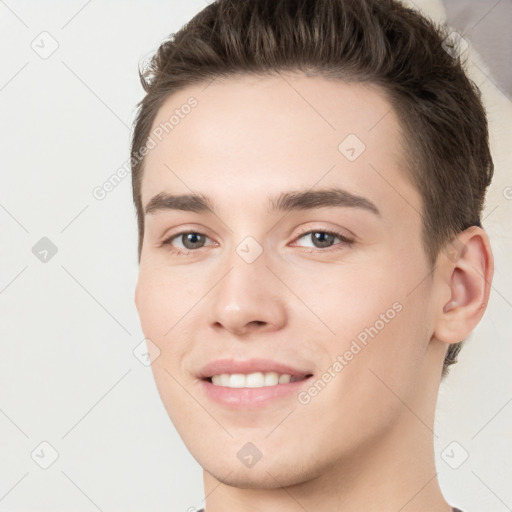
[
  {"x1": 278, "y1": 374, "x2": 291, "y2": 384},
  {"x1": 229, "y1": 374, "x2": 247, "y2": 388},
  {"x1": 247, "y1": 372, "x2": 265, "y2": 387},
  {"x1": 264, "y1": 372, "x2": 279, "y2": 386},
  {"x1": 210, "y1": 372, "x2": 301, "y2": 388}
]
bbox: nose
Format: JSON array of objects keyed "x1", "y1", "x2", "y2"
[{"x1": 208, "y1": 248, "x2": 287, "y2": 337}]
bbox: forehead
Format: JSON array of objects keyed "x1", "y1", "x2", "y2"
[{"x1": 140, "y1": 73, "x2": 419, "y2": 219}]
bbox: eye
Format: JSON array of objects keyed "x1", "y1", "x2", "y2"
[
  {"x1": 292, "y1": 229, "x2": 354, "y2": 251},
  {"x1": 161, "y1": 228, "x2": 354, "y2": 256},
  {"x1": 162, "y1": 231, "x2": 215, "y2": 255}
]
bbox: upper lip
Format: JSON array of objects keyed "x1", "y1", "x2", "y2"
[{"x1": 198, "y1": 358, "x2": 314, "y2": 379}]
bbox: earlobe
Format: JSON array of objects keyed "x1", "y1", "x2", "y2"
[{"x1": 434, "y1": 226, "x2": 494, "y2": 344}]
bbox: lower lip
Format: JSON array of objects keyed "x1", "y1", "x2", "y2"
[{"x1": 199, "y1": 377, "x2": 313, "y2": 409}]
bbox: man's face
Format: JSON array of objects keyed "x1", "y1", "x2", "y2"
[{"x1": 135, "y1": 73, "x2": 444, "y2": 487}]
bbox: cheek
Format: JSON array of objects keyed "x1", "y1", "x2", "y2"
[
  {"x1": 296, "y1": 250, "x2": 430, "y2": 390},
  {"x1": 330, "y1": 291, "x2": 430, "y2": 421},
  {"x1": 292, "y1": 294, "x2": 429, "y2": 454},
  {"x1": 280, "y1": 252, "x2": 401, "y2": 337},
  {"x1": 137, "y1": 258, "x2": 208, "y2": 319},
  {"x1": 136, "y1": 266, "x2": 203, "y2": 426},
  {"x1": 137, "y1": 265, "x2": 197, "y2": 370}
]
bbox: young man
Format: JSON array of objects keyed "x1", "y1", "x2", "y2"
[{"x1": 131, "y1": 0, "x2": 494, "y2": 510}]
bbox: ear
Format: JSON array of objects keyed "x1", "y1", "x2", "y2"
[{"x1": 433, "y1": 226, "x2": 494, "y2": 345}]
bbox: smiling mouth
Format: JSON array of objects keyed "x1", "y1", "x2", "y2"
[{"x1": 204, "y1": 372, "x2": 314, "y2": 388}]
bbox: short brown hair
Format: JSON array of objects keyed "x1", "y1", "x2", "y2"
[{"x1": 130, "y1": 0, "x2": 494, "y2": 375}]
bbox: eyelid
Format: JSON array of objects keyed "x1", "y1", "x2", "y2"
[
  {"x1": 161, "y1": 229, "x2": 216, "y2": 249},
  {"x1": 297, "y1": 221, "x2": 358, "y2": 242},
  {"x1": 293, "y1": 224, "x2": 355, "y2": 241},
  {"x1": 290, "y1": 226, "x2": 354, "y2": 250},
  {"x1": 160, "y1": 222, "x2": 214, "y2": 241}
]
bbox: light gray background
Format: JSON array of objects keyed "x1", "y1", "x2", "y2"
[{"x1": 0, "y1": 1, "x2": 511, "y2": 511}]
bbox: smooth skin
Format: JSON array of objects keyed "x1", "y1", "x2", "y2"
[{"x1": 134, "y1": 73, "x2": 493, "y2": 512}]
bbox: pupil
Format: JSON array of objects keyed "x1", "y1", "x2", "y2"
[
  {"x1": 313, "y1": 232, "x2": 333, "y2": 248},
  {"x1": 184, "y1": 233, "x2": 204, "y2": 249}
]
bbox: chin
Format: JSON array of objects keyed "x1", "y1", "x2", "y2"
[{"x1": 200, "y1": 450, "x2": 323, "y2": 489}]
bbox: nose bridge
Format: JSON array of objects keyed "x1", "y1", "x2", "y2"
[
  {"x1": 208, "y1": 233, "x2": 286, "y2": 333},
  {"x1": 218, "y1": 234, "x2": 271, "y2": 307}
]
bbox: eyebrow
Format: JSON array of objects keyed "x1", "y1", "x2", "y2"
[{"x1": 144, "y1": 187, "x2": 381, "y2": 217}]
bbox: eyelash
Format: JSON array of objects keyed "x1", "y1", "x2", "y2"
[{"x1": 161, "y1": 228, "x2": 354, "y2": 256}]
